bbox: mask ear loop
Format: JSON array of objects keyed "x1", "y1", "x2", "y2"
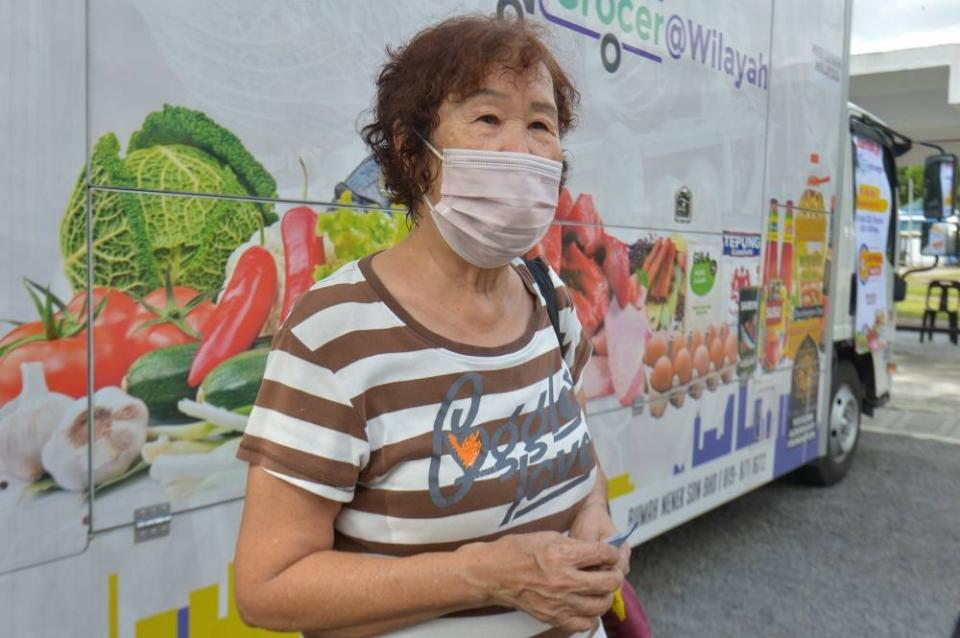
[
  {"x1": 415, "y1": 131, "x2": 444, "y2": 161},
  {"x1": 415, "y1": 131, "x2": 444, "y2": 215}
]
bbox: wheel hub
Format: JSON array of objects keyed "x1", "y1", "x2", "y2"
[{"x1": 830, "y1": 384, "x2": 860, "y2": 460}]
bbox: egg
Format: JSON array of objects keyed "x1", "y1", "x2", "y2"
[
  {"x1": 688, "y1": 330, "x2": 703, "y2": 353},
  {"x1": 650, "y1": 355, "x2": 675, "y2": 393},
  {"x1": 719, "y1": 323, "x2": 730, "y2": 343},
  {"x1": 673, "y1": 347, "x2": 692, "y2": 385},
  {"x1": 693, "y1": 344, "x2": 710, "y2": 377},
  {"x1": 644, "y1": 333, "x2": 667, "y2": 367},
  {"x1": 724, "y1": 331, "x2": 738, "y2": 366},
  {"x1": 709, "y1": 338, "x2": 724, "y2": 371},
  {"x1": 705, "y1": 324, "x2": 718, "y2": 346},
  {"x1": 670, "y1": 330, "x2": 685, "y2": 357}
]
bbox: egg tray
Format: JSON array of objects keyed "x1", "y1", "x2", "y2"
[{"x1": 636, "y1": 359, "x2": 739, "y2": 419}]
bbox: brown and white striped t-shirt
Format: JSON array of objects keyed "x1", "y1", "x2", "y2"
[{"x1": 237, "y1": 254, "x2": 600, "y2": 637}]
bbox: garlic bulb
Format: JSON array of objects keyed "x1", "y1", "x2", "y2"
[
  {"x1": 41, "y1": 386, "x2": 148, "y2": 491},
  {"x1": 0, "y1": 362, "x2": 73, "y2": 481}
]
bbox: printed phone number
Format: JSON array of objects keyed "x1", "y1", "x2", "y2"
[{"x1": 629, "y1": 452, "x2": 767, "y2": 526}]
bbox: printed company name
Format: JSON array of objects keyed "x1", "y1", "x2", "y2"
[
  {"x1": 512, "y1": 0, "x2": 768, "y2": 87},
  {"x1": 723, "y1": 232, "x2": 762, "y2": 257},
  {"x1": 669, "y1": 14, "x2": 768, "y2": 90}
]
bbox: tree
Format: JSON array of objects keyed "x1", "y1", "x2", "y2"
[{"x1": 897, "y1": 165, "x2": 924, "y2": 207}]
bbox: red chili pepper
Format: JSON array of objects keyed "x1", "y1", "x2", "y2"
[
  {"x1": 281, "y1": 206, "x2": 323, "y2": 321},
  {"x1": 187, "y1": 246, "x2": 277, "y2": 387}
]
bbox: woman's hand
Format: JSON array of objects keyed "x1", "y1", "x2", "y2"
[
  {"x1": 569, "y1": 500, "x2": 631, "y2": 577},
  {"x1": 463, "y1": 531, "x2": 624, "y2": 634}
]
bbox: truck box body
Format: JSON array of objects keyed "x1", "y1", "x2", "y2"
[{"x1": 1, "y1": 1, "x2": 876, "y2": 635}]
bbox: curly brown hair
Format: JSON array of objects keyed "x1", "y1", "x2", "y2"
[{"x1": 361, "y1": 14, "x2": 579, "y2": 221}]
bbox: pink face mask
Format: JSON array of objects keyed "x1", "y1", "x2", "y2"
[{"x1": 422, "y1": 140, "x2": 562, "y2": 269}]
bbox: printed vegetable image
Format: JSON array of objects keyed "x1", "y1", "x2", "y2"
[
  {"x1": 281, "y1": 158, "x2": 324, "y2": 322},
  {"x1": 222, "y1": 219, "x2": 287, "y2": 338},
  {"x1": 282, "y1": 206, "x2": 322, "y2": 321},
  {"x1": 41, "y1": 386, "x2": 149, "y2": 492},
  {"x1": 313, "y1": 192, "x2": 409, "y2": 281},
  {"x1": 59, "y1": 105, "x2": 279, "y2": 297},
  {"x1": 65, "y1": 288, "x2": 140, "y2": 333},
  {"x1": 197, "y1": 349, "x2": 268, "y2": 410},
  {"x1": 124, "y1": 277, "x2": 216, "y2": 362},
  {"x1": 223, "y1": 188, "x2": 405, "y2": 338},
  {"x1": 634, "y1": 234, "x2": 688, "y2": 332},
  {"x1": 122, "y1": 343, "x2": 199, "y2": 421},
  {"x1": 0, "y1": 281, "x2": 129, "y2": 405},
  {"x1": 0, "y1": 363, "x2": 73, "y2": 481},
  {"x1": 187, "y1": 246, "x2": 277, "y2": 387}
]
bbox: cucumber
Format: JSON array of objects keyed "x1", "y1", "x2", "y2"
[
  {"x1": 197, "y1": 349, "x2": 268, "y2": 410},
  {"x1": 123, "y1": 343, "x2": 198, "y2": 421}
]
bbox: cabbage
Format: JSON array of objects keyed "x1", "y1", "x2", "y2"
[{"x1": 60, "y1": 105, "x2": 278, "y2": 296}]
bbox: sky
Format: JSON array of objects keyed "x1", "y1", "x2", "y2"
[{"x1": 852, "y1": 0, "x2": 960, "y2": 53}]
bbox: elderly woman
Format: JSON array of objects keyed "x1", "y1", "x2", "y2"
[{"x1": 234, "y1": 14, "x2": 629, "y2": 638}]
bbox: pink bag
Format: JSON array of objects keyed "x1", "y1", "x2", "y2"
[{"x1": 600, "y1": 579, "x2": 652, "y2": 638}]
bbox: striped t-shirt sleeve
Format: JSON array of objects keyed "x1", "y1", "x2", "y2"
[
  {"x1": 236, "y1": 321, "x2": 369, "y2": 503},
  {"x1": 548, "y1": 267, "x2": 593, "y2": 392}
]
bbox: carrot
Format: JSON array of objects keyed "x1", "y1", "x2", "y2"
[
  {"x1": 661, "y1": 242, "x2": 680, "y2": 299},
  {"x1": 653, "y1": 241, "x2": 676, "y2": 301},
  {"x1": 642, "y1": 238, "x2": 663, "y2": 275},
  {"x1": 643, "y1": 242, "x2": 665, "y2": 284},
  {"x1": 646, "y1": 239, "x2": 673, "y2": 298}
]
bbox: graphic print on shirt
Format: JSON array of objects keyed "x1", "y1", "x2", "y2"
[{"x1": 428, "y1": 366, "x2": 594, "y2": 526}]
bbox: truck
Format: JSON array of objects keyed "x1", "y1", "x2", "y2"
[{"x1": 1, "y1": 1, "x2": 957, "y2": 636}]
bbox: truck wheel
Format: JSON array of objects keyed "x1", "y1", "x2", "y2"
[{"x1": 799, "y1": 360, "x2": 861, "y2": 486}]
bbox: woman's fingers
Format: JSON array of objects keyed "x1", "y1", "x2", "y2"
[
  {"x1": 617, "y1": 544, "x2": 631, "y2": 576},
  {"x1": 569, "y1": 565, "x2": 624, "y2": 596},
  {"x1": 562, "y1": 592, "x2": 617, "y2": 618},
  {"x1": 567, "y1": 538, "x2": 622, "y2": 569}
]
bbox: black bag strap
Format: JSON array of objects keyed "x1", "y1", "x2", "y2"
[{"x1": 524, "y1": 257, "x2": 563, "y2": 348}]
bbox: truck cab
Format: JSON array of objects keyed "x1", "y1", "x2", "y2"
[{"x1": 814, "y1": 102, "x2": 957, "y2": 484}]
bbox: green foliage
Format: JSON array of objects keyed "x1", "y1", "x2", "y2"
[
  {"x1": 314, "y1": 192, "x2": 409, "y2": 280},
  {"x1": 897, "y1": 164, "x2": 924, "y2": 206}
]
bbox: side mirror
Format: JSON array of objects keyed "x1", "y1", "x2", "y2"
[
  {"x1": 921, "y1": 220, "x2": 960, "y2": 258},
  {"x1": 893, "y1": 273, "x2": 907, "y2": 303},
  {"x1": 923, "y1": 153, "x2": 957, "y2": 220}
]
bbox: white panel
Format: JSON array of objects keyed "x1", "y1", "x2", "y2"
[
  {"x1": 0, "y1": 0, "x2": 90, "y2": 572},
  {"x1": 764, "y1": 0, "x2": 847, "y2": 213},
  {"x1": 555, "y1": 0, "x2": 773, "y2": 234}
]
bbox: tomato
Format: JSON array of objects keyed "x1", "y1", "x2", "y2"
[
  {"x1": 0, "y1": 322, "x2": 44, "y2": 349},
  {"x1": 66, "y1": 288, "x2": 139, "y2": 333},
  {"x1": 0, "y1": 328, "x2": 124, "y2": 405},
  {"x1": 125, "y1": 286, "x2": 216, "y2": 361},
  {"x1": 140, "y1": 286, "x2": 208, "y2": 311}
]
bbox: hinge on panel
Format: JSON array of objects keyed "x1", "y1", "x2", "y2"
[{"x1": 134, "y1": 503, "x2": 171, "y2": 543}]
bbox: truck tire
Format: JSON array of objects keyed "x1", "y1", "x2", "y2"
[{"x1": 799, "y1": 360, "x2": 861, "y2": 486}]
